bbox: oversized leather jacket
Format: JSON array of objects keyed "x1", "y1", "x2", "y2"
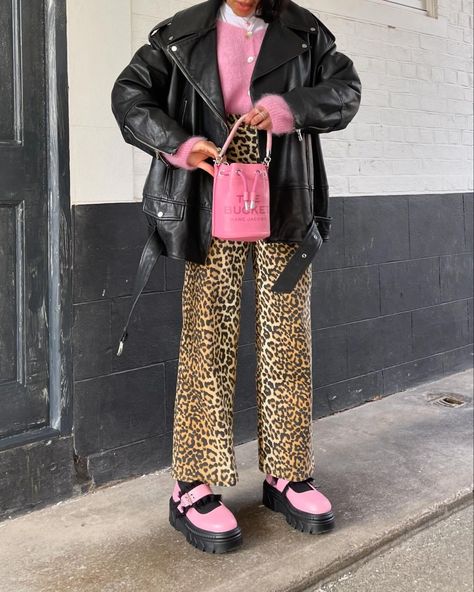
[{"x1": 111, "y1": 0, "x2": 361, "y2": 298}]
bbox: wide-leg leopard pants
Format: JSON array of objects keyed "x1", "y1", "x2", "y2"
[{"x1": 171, "y1": 113, "x2": 315, "y2": 486}]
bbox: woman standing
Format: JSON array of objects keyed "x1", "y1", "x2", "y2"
[{"x1": 112, "y1": 0, "x2": 361, "y2": 554}]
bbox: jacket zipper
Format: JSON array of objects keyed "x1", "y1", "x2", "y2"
[
  {"x1": 165, "y1": 44, "x2": 231, "y2": 135},
  {"x1": 124, "y1": 123, "x2": 172, "y2": 168},
  {"x1": 180, "y1": 99, "x2": 188, "y2": 124},
  {"x1": 295, "y1": 128, "x2": 312, "y2": 196},
  {"x1": 304, "y1": 132, "x2": 314, "y2": 216},
  {"x1": 297, "y1": 125, "x2": 335, "y2": 136},
  {"x1": 125, "y1": 123, "x2": 172, "y2": 191}
]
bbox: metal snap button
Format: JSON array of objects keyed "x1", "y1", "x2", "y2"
[
  {"x1": 302, "y1": 253, "x2": 307, "y2": 258},
  {"x1": 169, "y1": 35, "x2": 174, "y2": 40},
  {"x1": 170, "y1": 45, "x2": 177, "y2": 52},
  {"x1": 302, "y1": 43, "x2": 308, "y2": 49},
  {"x1": 158, "y1": 211, "x2": 164, "y2": 217},
  {"x1": 310, "y1": 27, "x2": 316, "y2": 31},
  {"x1": 247, "y1": 56, "x2": 254, "y2": 63}
]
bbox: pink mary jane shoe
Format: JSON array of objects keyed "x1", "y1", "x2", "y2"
[
  {"x1": 169, "y1": 480, "x2": 243, "y2": 553},
  {"x1": 262, "y1": 474, "x2": 335, "y2": 534}
]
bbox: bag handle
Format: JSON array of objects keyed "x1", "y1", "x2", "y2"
[{"x1": 215, "y1": 113, "x2": 272, "y2": 165}]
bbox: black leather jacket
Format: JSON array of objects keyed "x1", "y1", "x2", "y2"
[{"x1": 111, "y1": 0, "x2": 361, "y2": 277}]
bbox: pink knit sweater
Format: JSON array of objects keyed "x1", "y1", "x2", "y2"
[{"x1": 162, "y1": 19, "x2": 296, "y2": 169}]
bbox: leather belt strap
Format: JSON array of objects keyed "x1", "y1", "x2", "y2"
[
  {"x1": 116, "y1": 228, "x2": 164, "y2": 356},
  {"x1": 270, "y1": 218, "x2": 323, "y2": 293}
]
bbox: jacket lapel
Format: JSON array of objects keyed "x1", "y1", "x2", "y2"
[
  {"x1": 164, "y1": 0, "x2": 226, "y2": 123},
  {"x1": 251, "y1": 18, "x2": 309, "y2": 83}
]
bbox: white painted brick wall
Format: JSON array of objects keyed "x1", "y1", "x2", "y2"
[
  {"x1": 67, "y1": 0, "x2": 473, "y2": 204},
  {"x1": 67, "y1": 0, "x2": 135, "y2": 204},
  {"x1": 131, "y1": 0, "x2": 473, "y2": 200}
]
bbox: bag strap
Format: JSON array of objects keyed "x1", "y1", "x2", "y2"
[
  {"x1": 216, "y1": 113, "x2": 272, "y2": 164},
  {"x1": 270, "y1": 218, "x2": 323, "y2": 293},
  {"x1": 116, "y1": 228, "x2": 164, "y2": 356}
]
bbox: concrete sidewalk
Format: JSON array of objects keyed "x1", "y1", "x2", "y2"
[
  {"x1": 0, "y1": 369, "x2": 472, "y2": 592},
  {"x1": 312, "y1": 504, "x2": 473, "y2": 592}
]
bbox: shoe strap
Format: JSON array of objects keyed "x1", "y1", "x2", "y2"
[
  {"x1": 271, "y1": 476, "x2": 316, "y2": 496},
  {"x1": 177, "y1": 483, "x2": 213, "y2": 512}
]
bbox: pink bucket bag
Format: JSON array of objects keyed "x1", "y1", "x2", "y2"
[{"x1": 199, "y1": 113, "x2": 272, "y2": 242}]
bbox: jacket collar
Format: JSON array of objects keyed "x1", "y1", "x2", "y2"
[
  {"x1": 163, "y1": 0, "x2": 319, "y2": 41},
  {"x1": 154, "y1": 0, "x2": 317, "y2": 129}
]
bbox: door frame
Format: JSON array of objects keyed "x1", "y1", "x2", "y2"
[{"x1": 0, "y1": 0, "x2": 72, "y2": 452}]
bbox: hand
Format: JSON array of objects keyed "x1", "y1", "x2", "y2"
[
  {"x1": 243, "y1": 106, "x2": 273, "y2": 131},
  {"x1": 186, "y1": 139, "x2": 221, "y2": 167},
  {"x1": 187, "y1": 139, "x2": 225, "y2": 177}
]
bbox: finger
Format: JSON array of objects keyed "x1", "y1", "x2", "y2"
[
  {"x1": 199, "y1": 142, "x2": 216, "y2": 154},
  {"x1": 253, "y1": 106, "x2": 267, "y2": 120},
  {"x1": 243, "y1": 110, "x2": 254, "y2": 124},
  {"x1": 197, "y1": 161, "x2": 214, "y2": 176},
  {"x1": 204, "y1": 147, "x2": 218, "y2": 158},
  {"x1": 188, "y1": 151, "x2": 216, "y2": 166},
  {"x1": 208, "y1": 142, "x2": 221, "y2": 157},
  {"x1": 196, "y1": 144, "x2": 218, "y2": 158},
  {"x1": 251, "y1": 111, "x2": 269, "y2": 127},
  {"x1": 244, "y1": 108, "x2": 259, "y2": 125}
]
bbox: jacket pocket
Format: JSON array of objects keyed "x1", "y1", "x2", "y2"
[
  {"x1": 143, "y1": 196, "x2": 185, "y2": 221},
  {"x1": 162, "y1": 167, "x2": 172, "y2": 195},
  {"x1": 143, "y1": 158, "x2": 173, "y2": 198}
]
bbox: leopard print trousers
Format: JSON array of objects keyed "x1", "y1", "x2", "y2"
[{"x1": 171, "y1": 113, "x2": 315, "y2": 486}]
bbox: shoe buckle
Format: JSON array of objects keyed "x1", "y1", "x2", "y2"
[
  {"x1": 177, "y1": 490, "x2": 195, "y2": 513},
  {"x1": 181, "y1": 492, "x2": 193, "y2": 506}
]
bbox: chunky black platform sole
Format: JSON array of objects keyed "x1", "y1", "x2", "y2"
[
  {"x1": 262, "y1": 480, "x2": 335, "y2": 534},
  {"x1": 169, "y1": 497, "x2": 243, "y2": 553}
]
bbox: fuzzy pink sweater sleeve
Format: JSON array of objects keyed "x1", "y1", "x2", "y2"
[
  {"x1": 254, "y1": 93, "x2": 296, "y2": 135},
  {"x1": 161, "y1": 135, "x2": 207, "y2": 169}
]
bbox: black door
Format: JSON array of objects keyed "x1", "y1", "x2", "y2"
[{"x1": 0, "y1": 0, "x2": 73, "y2": 517}]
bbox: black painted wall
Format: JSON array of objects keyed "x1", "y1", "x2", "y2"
[{"x1": 72, "y1": 192, "x2": 473, "y2": 487}]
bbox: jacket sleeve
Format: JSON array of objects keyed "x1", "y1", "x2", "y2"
[
  {"x1": 280, "y1": 24, "x2": 362, "y2": 134},
  {"x1": 111, "y1": 39, "x2": 198, "y2": 163}
]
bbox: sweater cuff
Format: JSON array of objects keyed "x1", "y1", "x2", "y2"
[
  {"x1": 161, "y1": 135, "x2": 207, "y2": 170},
  {"x1": 254, "y1": 94, "x2": 296, "y2": 135}
]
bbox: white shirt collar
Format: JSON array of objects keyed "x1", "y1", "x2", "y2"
[{"x1": 217, "y1": 1, "x2": 268, "y2": 32}]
